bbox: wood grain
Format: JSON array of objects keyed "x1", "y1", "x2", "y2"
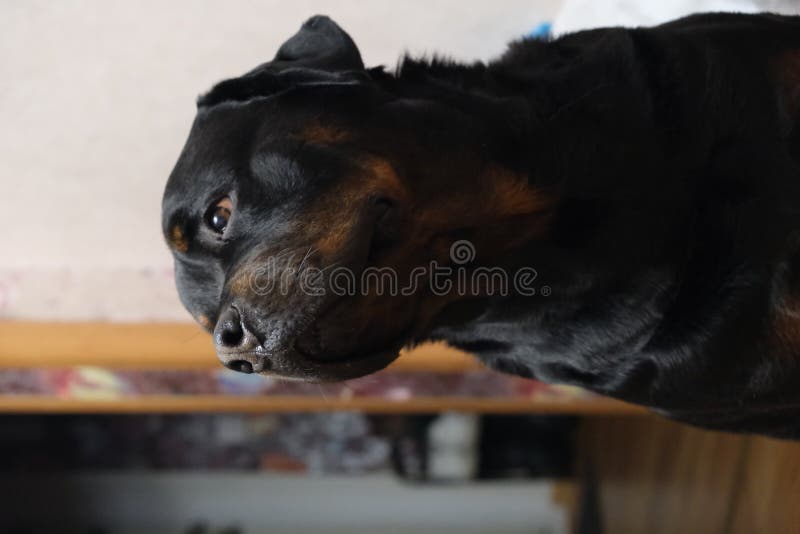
[
  {"x1": 0, "y1": 394, "x2": 644, "y2": 414},
  {"x1": 0, "y1": 321, "x2": 647, "y2": 415},
  {"x1": 726, "y1": 435, "x2": 800, "y2": 533},
  {"x1": 0, "y1": 321, "x2": 483, "y2": 371},
  {"x1": 579, "y1": 416, "x2": 800, "y2": 534}
]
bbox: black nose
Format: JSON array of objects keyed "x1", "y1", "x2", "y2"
[
  {"x1": 216, "y1": 307, "x2": 245, "y2": 348},
  {"x1": 213, "y1": 306, "x2": 265, "y2": 374}
]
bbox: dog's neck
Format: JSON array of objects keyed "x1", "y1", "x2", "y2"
[
  {"x1": 378, "y1": 42, "x2": 776, "y2": 404},
  {"x1": 389, "y1": 33, "x2": 800, "y2": 414},
  {"x1": 368, "y1": 53, "x2": 684, "y2": 389}
]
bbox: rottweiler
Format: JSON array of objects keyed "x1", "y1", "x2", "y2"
[{"x1": 163, "y1": 14, "x2": 800, "y2": 437}]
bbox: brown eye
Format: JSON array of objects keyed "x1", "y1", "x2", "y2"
[{"x1": 206, "y1": 196, "x2": 233, "y2": 234}]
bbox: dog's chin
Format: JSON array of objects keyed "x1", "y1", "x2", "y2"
[
  {"x1": 217, "y1": 343, "x2": 404, "y2": 383},
  {"x1": 292, "y1": 340, "x2": 407, "y2": 382},
  {"x1": 297, "y1": 347, "x2": 403, "y2": 382},
  {"x1": 285, "y1": 313, "x2": 418, "y2": 381}
]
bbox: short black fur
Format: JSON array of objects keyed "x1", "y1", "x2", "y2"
[{"x1": 164, "y1": 13, "x2": 800, "y2": 438}]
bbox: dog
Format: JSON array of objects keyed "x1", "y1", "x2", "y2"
[{"x1": 163, "y1": 13, "x2": 800, "y2": 437}]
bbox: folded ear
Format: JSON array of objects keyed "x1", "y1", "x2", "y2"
[
  {"x1": 273, "y1": 15, "x2": 364, "y2": 71},
  {"x1": 197, "y1": 15, "x2": 363, "y2": 108}
]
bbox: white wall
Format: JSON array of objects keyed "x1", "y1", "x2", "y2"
[
  {"x1": 0, "y1": 0, "x2": 560, "y2": 319},
  {"x1": 0, "y1": 0, "x2": 559, "y2": 271},
  {"x1": 4, "y1": 1, "x2": 795, "y2": 320}
]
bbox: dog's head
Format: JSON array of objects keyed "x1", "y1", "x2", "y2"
[{"x1": 162, "y1": 16, "x2": 552, "y2": 380}]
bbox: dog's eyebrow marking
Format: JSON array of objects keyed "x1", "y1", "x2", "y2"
[
  {"x1": 196, "y1": 314, "x2": 212, "y2": 330},
  {"x1": 295, "y1": 122, "x2": 351, "y2": 145},
  {"x1": 168, "y1": 224, "x2": 190, "y2": 253}
]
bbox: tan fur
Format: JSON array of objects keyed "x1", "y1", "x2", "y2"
[
  {"x1": 296, "y1": 123, "x2": 351, "y2": 145},
  {"x1": 196, "y1": 314, "x2": 212, "y2": 330},
  {"x1": 168, "y1": 225, "x2": 189, "y2": 253},
  {"x1": 485, "y1": 165, "x2": 550, "y2": 217},
  {"x1": 772, "y1": 294, "x2": 800, "y2": 356},
  {"x1": 312, "y1": 156, "x2": 408, "y2": 258}
]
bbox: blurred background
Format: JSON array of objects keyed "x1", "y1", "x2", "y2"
[{"x1": 1, "y1": 1, "x2": 800, "y2": 533}]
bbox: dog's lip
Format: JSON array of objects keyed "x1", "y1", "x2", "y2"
[
  {"x1": 218, "y1": 297, "x2": 416, "y2": 381},
  {"x1": 293, "y1": 315, "x2": 415, "y2": 363},
  {"x1": 300, "y1": 346, "x2": 403, "y2": 382},
  {"x1": 216, "y1": 342, "x2": 402, "y2": 382}
]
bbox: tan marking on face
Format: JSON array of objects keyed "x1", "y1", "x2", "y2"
[
  {"x1": 228, "y1": 263, "x2": 256, "y2": 299},
  {"x1": 169, "y1": 225, "x2": 189, "y2": 253},
  {"x1": 315, "y1": 219, "x2": 356, "y2": 258},
  {"x1": 296, "y1": 123, "x2": 351, "y2": 145},
  {"x1": 196, "y1": 314, "x2": 212, "y2": 330},
  {"x1": 312, "y1": 156, "x2": 408, "y2": 259}
]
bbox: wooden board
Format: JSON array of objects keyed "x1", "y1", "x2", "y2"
[
  {"x1": 0, "y1": 321, "x2": 647, "y2": 415},
  {"x1": 578, "y1": 416, "x2": 800, "y2": 534},
  {"x1": 0, "y1": 394, "x2": 644, "y2": 414},
  {"x1": 0, "y1": 321, "x2": 482, "y2": 371}
]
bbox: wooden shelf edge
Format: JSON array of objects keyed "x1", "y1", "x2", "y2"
[
  {"x1": 0, "y1": 321, "x2": 483, "y2": 372},
  {"x1": 0, "y1": 321, "x2": 648, "y2": 416},
  {"x1": 0, "y1": 394, "x2": 648, "y2": 415}
]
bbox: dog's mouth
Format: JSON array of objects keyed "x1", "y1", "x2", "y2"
[
  {"x1": 218, "y1": 336, "x2": 405, "y2": 382},
  {"x1": 216, "y1": 300, "x2": 413, "y2": 382},
  {"x1": 288, "y1": 320, "x2": 413, "y2": 382},
  {"x1": 219, "y1": 344, "x2": 403, "y2": 382},
  {"x1": 285, "y1": 291, "x2": 419, "y2": 380}
]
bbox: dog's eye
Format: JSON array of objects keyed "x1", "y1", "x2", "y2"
[{"x1": 206, "y1": 197, "x2": 233, "y2": 234}]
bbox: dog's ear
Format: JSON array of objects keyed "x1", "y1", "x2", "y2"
[
  {"x1": 198, "y1": 15, "x2": 363, "y2": 108},
  {"x1": 272, "y1": 15, "x2": 364, "y2": 71}
]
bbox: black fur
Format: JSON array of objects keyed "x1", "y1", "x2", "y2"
[{"x1": 163, "y1": 13, "x2": 800, "y2": 438}]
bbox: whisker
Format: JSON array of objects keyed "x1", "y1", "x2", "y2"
[
  {"x1": 180, "y1": 330, "x2": 206, "y2": 344},
  {"x1": 297, "y1": 246, "x2": 318, "y2": 277},
  {"x1": 297, "y1": 247, "x2": 311, "y2": 274}
]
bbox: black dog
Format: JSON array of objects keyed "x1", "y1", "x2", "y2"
[{"x1": 163, "y1": 14, "x2": 800, "y2": 437}]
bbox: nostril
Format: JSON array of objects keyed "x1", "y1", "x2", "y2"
[
  {"x1": 220, "y1": 322, "x2": 244, "y2": 347},
  {"x1": 215, "y1": 307, "x2": 245, "y2": 348},
  {"x1": 213, "y1": 304, "x2": 262, "y2": 370},
  {"x1": 225, "y1": 360, "x2": 254, "y2": 374}
]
